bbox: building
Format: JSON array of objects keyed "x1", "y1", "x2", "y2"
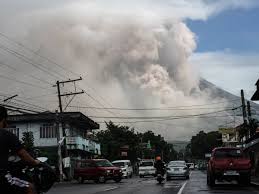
[
  {"x1": 251, "y1": 79, "x2": 259, "y2": 101},
  {"x1": 7, "y1": 112, "x2": 101, "y2": 165}
]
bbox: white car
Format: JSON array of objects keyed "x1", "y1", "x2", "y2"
[
  {"x1": 112, "y1": 160, "x2": 133, "y2": 178},
  {"x1": 138, "y1": 160, "x2": 156, "y2": 178}
]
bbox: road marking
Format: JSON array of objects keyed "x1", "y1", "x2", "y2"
[
  {"x1": 103, "y1": 186, "x2": 119, "y2": 192},
  {"x1": 177, "y1": 181, "x2": 187, "y2": 194}
]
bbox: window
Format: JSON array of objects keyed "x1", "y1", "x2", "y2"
[
  {"x1": 214, "y1": 149, "x2": 243, "y2": 158},
  {"x1": 7, "y1": 126, "x2": 19, "y2": 138},
  {"x1": 40, "y1": 123, "x2": 57, "y2": 138}
]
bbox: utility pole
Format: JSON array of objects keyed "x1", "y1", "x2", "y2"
[
  {"x1": 241, "y1": 89, "x2": 249, "y2": 140},
  {"x1": 56, "y1": 110, "x2": 63, "y2": 182},
  {"x1": 247, "y1": 101, "x2": 252, "y2": 120},
  {"x1": 3, "y1": 94, "x2": 18, "y2": 103},
  {"x1": 54, "y1": 77, "x2": 84, "y2": 180}
]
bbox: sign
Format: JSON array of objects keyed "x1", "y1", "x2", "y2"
[
  {"x1": 219, "y1": 128, "x2": 238, "y2": 143},
  {"x1": 121, "y1": 151, "x2": 128, "y2": 157},
  {"x1": 63, "y1": 157, "x2": 71, "y2": 168}
]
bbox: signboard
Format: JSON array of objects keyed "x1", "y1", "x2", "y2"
[
  {"x1": 219, "y1": 128, "x2": 238, "y2": 143},
  {"x1": 63, "y1": 157, "x2": 71, "y2": 168},
  {"x1": 121, "y1": 151, "x2": 128, "y2": 157}
]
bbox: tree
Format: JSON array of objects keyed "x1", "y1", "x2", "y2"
[
  {"x1": 22, "y1": 131, "x2": 35, "y2": 155},
  {"x1": 190, "y1": 130, "x2": 222, "y2": 159},
  {"x1": 95, "y1": 121, "x2": 177, "y2": 162}
]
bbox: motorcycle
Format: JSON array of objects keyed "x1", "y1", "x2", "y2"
[
  {"x1": 4, "y1": 155, "x2": 56, "y2": 194},
  {"x1": 156, "y1": 171, "x2": 165, "y2": 184}
]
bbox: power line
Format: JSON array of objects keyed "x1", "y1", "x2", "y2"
[
  {"x1": 0, "y1": 60, "x2": 52, "y2": 85},
  {"x1": 86, "y1": 107, "x2": 241, "y2": 120},
  {"x1": 0, "y1": 73, "x2": 51, "y2": 90},
  {"x1": 0, "y1": 94, "x2": 48, "y2": 112},
  {"x1": 0, "y1": 32, "x2": 81, "y2": 78},
  {"x1": 69, "y1": 105, "x2": 239, "y2": 111},
  {"x1": 68, "y1": 99, "x2": 241, "y2": 111},
  {"x1": 87, "y1": 114, "x2": 240, "y2": 124},
  {"x1": 0, "y1": 44, "x2": 63, "y2": 80}
]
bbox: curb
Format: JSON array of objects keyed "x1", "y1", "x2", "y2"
[{"x1": 251, "y1": 181, "x2": 259, "y2": 187}]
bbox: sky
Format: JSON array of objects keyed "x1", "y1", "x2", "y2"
[
  {"x1": 0, "y1": 0, "x2": 258, "y2": 140},
  {"x1": 187, "y1": 5, "x2": 259, "y2": 98}
]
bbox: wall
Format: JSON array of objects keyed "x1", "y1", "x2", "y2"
[{"x1": 13, "y1": 122, "x2": 58, "y2": 147}]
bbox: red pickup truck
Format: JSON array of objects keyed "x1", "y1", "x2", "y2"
[{"x1": 207, "y1": 147, "x2": 251, "y2": 187}]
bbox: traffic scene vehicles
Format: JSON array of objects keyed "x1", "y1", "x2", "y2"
[
  {"x1": 207, "y1": 147, "x2": 251, "y2": 187},
  {"x1": 74, "y1": 159, "x2": 123, "y2": 183},
  {"x1": 139, "y1": 159, "x2": 156, "y2": 178},
  {"x1": 166, "y1": 160, "x2": 190, "y2": 180},
  {"x1": 112, "y1": 160, "x2": 133, "y2": 178}
]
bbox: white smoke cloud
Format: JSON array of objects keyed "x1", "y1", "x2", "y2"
[{"x1": 0, "y1": 0, "x2": 252, "y2": 140}]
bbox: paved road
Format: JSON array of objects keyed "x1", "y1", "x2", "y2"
[{"x1": 48, "y1": 171, "x2": 259, "y2": 194}]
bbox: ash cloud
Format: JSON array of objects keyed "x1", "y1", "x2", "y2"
[{"x1": 0, "y1": 1, "x2": 247, "y2": 140}]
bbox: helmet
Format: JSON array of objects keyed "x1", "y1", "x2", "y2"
[{"x1": 156, "y1": 156, "x2": 161, "y2": 161}]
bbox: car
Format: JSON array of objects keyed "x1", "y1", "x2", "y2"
[
  {"x1": 207, "y1": 147, "x2": 251, "y2": 187},
  {"x1": 186, "y1": 163, "x2": 195, "y2": 170},
  {"x1": 112, "y1": 160, "x2": 133, "y2": 178},
  {"x1": 138, "y1": 159, "x2": 156, "y2": 178},
  {"x1": 166, "y1": 160, "x2": 190, "y2": 180},
  {"x1": 74, "y1": 159, "x2": 123, "y2": 183}
]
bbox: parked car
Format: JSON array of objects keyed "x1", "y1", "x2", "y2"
[
  {"x1": 74, "y1": 159, "x2": 123, "y2": 183},
  {"x1": 166, "y1": 160, "x2": 190, "y2": 180},
  {"x1": 207, "y1": 147, "x2": 251, "y2": 187},
  {"x1": 139, "y1": 159, "x2": 156, "y2": 178},
  {"x1": 186, "y1": 163, "x2": 195, "y2": 170},
  {"x1": 112, "y1": 160, "x2": 133, "y2": 178}
]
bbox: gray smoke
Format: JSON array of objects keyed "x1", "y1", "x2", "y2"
[{"x1": 0, "y1": 0, "x2": 248, "y2": 140}]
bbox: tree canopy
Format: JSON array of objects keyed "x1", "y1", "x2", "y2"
[{"x1": 95, "y1": 121, "x2": 177, "y2": 162}]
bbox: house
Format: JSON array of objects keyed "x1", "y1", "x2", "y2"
[
  {"x1": 7, "y1": 112, "x2": 101, "y2": 165},
  {"x1": 251, "y1": 79, "x2": 259, "y2": 101}
]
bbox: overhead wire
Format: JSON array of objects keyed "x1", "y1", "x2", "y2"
[
  {"x1": 85, "y1": 107, "x2": 241, "y2": 120},
  {"x1": 0, "y1": 32, "x2": 81, "y2": 78},
  {"x1": 0, "y1": 44, "x2": 63, "y2": 80},
  {"x1": 0, "y1": 60, "x2": 53, "y2": 85}
]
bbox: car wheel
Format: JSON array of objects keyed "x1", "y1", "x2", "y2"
[
  {"x1": 130, "y1": 173, "x2": 133, "y2": 178},
  {"x1": 98, "y1": 176, "x2": 106, "y2": 183},
  {"x1": 207, "y1": 173, "x2": 215, "y2": 187},
  {"x1": 166, "y1": 176, "x2": 170, "y2": 181},
  {"x1": 114, "y1": 177, "x2": 122, "y2": 183},
  {"x1": 78, "y1": 177, "x2": 84, "y2": 184},
  {"x1": 239, "y1": 174, "x2": 251, "y2": 186}
]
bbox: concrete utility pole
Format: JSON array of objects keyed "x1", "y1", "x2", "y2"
[
  {"x1": 54, "y1": 77, "x2": 84, "y2": 181},
  {"x1": 241, "y1": 90, "x2": 248, "y2": 125},
  {"x1": 56, "y1": 110, "x2": 63, "y2": 182}
]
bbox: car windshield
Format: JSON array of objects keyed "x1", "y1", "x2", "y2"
[
  {"x1": 140, "y1": 162, "x2": 153, "y2": 167},
  {"x1": 112, "y1": 162, "x2": 125, "y2": 167},
  {"x1": 169, "y1": 161, "x2": 186, "y2": 166},
  {"x1": 214, "y1": 149, "x2": 243, "y2": 158},
  {"x1": 95, "y1": 160, "x2": 114, "y2": 167}
]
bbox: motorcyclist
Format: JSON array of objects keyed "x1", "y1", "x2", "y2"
[
  {"x1": 0, "y1": 106, "x2": 40, "y2": 194},
  {"x1": 154, "y1": 156, "x2": 165, "y2": 176}
]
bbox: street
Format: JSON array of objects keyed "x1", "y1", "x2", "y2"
[{"x1": 48, "y1": 171, "x2": 259, "y2": 194}]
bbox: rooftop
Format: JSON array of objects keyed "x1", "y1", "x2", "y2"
[{"x1": 8, "y1": 112, "x2": 99, "y2": 129}]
